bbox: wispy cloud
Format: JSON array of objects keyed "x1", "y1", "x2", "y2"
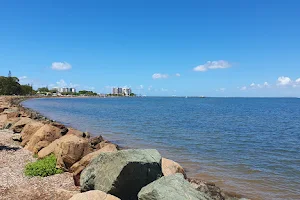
[
  {"x1": 175, "y1": 73, "x2": 181, "y2": 77},
  {"x1": 194, "y1": 60, "x2": 231, "y2": 72},
  {"x1": 51, "y1": 62, "x2": 72, "y2": 71},
  {"x1": 216, "y1": 88, "x2": 226, "y2": 92},
  {"x1": 240, "y1": 86, "x2": 247, "y2": 91},
  {"x1": 19, "y1": 76, "x2": 27, "y2": 80},
  {"x1": 52, "y1": 79, "x2": 79, "y2": 88},
  {"x1": 152, "y1": 73, "x2": 169, "y2": 79}
]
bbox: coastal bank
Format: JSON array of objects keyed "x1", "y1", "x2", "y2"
[{"x1": 0, "y1": 96, "x2": 247, "y2": 200}]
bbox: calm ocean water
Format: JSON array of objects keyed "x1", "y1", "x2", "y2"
[{"x1": 23, "y1": 97, "x2": 300, "y2": 200}]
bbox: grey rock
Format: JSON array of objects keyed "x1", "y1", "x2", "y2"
[
  {"x1": 12, "y1": 134, "x2": 22, "y2": 142},
  {"x1": 80, "y1": 149, "x2": 162, "y2": 200},
  {"x1": 138, "y1": 174, "x2": 213, "y2": 200}
]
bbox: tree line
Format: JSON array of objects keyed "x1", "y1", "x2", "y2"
[{"x1": 0, "y1": 72, "x2": 34, "y2": 95}]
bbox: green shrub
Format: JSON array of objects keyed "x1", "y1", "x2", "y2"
[{"x1": 25, "y1": 154, "x2": 63, "y2": 177}]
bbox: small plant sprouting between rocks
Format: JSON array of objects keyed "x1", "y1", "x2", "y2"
[{"x1": 25, "y1": 154, "x2": 63, "y2": 177}]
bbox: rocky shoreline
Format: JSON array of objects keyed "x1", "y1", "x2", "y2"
[{"x1": 0, "y1": 96, "x2": 247, "y2": 200}]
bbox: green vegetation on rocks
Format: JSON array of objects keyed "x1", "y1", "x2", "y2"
[{"x1": 24, "y1": 154, "x2": 63, "y2": 177}]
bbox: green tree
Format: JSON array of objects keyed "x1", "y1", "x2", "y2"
[
  {"x1": 0, "y1": 75, "x2": 21, "y2": 95},
  {"x1": 0, "y1": 72, "x2": 36, "y2": 95},
  {"x1": 37, "y1": 87, "x2": 49, "y2": 93},
  {"x1": 20, "y1": 84, "x2": 34, "y2": 95}
]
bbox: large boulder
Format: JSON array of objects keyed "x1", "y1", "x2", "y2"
[
  {"x1": 33, "y1": 140, "x2": 51, "y2": 154},
  {"x1": 38, "y1": 138, "x2": 60, "y2": 158},
  {"x1": 138, "y1": 174, "x2": 213, "y2": 200},
  {"x1": 3, "y1": 117, "x2": 20, "y2": 129},
  {"x1": 10, "y1": 117, "x2": 33, "y2": 133},
  {"x1": 69, "y1": 190, "x2": 120, "y2": 200},
  {"x1": 20, "y1": 121, "x2": 44, "y2": 147},
  {"x1": 70, "y1": 143, "x2": 118, "y2": 186},
  {"x1": 54, "y1": 134, "x2": 89, "y2": 170},
  {"x1": 25, "y1": 124, "x2": 62, "y2": 152},
  {"x1": 80, "y1": 149, "x2": 163, "y2": 200},
  {"x1": 162, "y1": 157, "x2": 187, "y2": 178}
]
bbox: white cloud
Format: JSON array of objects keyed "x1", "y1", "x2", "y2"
[
  {"x1": 148, "y1": 85, "x2": 153, "y2": 91},
  {"x1": 264, "y1": 82, "x2": 270, "y2": 87},
  {"x1": 161, "y1": 88, "x2": 168, "y2": 92},
  {"x1": 193, "y1": 65, "x2": 207, "y2": 72},
  {"x1": 240, "y1": 86, "x2": 247, "y2": 91},
  {"x1": 296, "y1": 78, "x2": 300, "y2": 84},
  {"x1": 139, "y1": 85, "x2": 144, "y2": 89},
  {"x1": 175, "y1": 73, "x2": 181, "y2": 77},
  {"x1": 250, "y1": 83, "x2": 256, "y2": 87},
  {"x1": 51, "y1": 62, "x2": 72, "y2": 71},
  {"x1": 277, "y1": 76, "x2": 292, "y2": 86},
  {"x1": 69, "y1": 83, "x2": 80, "y2": 88},
  {"x1": 152, "y1": 73, "x2": 169, "y2": 79},
  {"x1": 193, "y1": 60, "x2": 231, "y2": 72}
]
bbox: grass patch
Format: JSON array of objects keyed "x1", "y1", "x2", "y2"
[{"x1": 25, "y1": 154, "x2": 63, "y2": 177}]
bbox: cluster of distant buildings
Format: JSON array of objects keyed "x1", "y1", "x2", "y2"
[
  {"x1": 53, "y1": 87, "x2": 76, "y2": 93},
  {"x1": 112, "y1": 87, "x2": 132, "y2": 96}
]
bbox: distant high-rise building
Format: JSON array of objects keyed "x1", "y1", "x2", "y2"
[
  {"x1": 112, "y1": 87, "x2": 132, "y2": 96},
  {"x1": 53, "y1": 87, "x2": 76, "y2": 93},
  {"x1": 112, "y1": 88, "x2": 119, "y2": 95}
]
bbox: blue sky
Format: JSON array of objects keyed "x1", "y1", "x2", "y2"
[{"x1": 0, "y1": 0, "x2": 299, "y2": 97}]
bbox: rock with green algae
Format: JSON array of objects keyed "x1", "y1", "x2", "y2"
[
  {"x1": 80, "y1": 149, "x2": 163, "y2": 200},
  {"x1": 138, "y1": 173, "x2": 213, "y2": 200}
]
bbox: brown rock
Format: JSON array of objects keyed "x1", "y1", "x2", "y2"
[
  {"x1": 20, "y1": 121, "x2": 44, "y2": 147},
  {"x1": 188, "y1": 178, "x2": 226, "y2": 200},
  {"x1": 25, "y1": 124, "x2": 62, "y2": 152},
  {"x1": 95, "y1": 140, "x2": 116, "y2": 150},
  {"x1": 7, "y1": 111, "x2": 20, "y2": 119},
  {"x1": 55, "y1": 189, "x2": 79, "y2": 200},
  {"x1": 162, "y1": 158, "x2": 187, "y2": 179},
  {"x1": 0, "y1": 114, "x2": 8, "y2": 129},
  {"x1": 3, "y1": 117, "x2": 20, "y2": 129},
  {"x1": 69, "y1": 190, "x2": 120, "y2": 200},
  {"x1": 68, "y1": 128, "x2": 89, "y2": 138},
  {"x1": 89, "y1": 136, "x2": 104, "y2": 148},
  {"x1": 54, "y1": 134, "x2": 89, "y2": 170},
  {"x1": 33, "y1": 141, "x2": 51, "y2": 154},
  {"x1": 38, "y1": 139, "x2": 60, "y2": 158},
  {"x1": 10, "y1": 117, "x2": 33, "y2": 133},
  {"x1": 70, "y1": 143, "x2": 118, "y2": 186}
]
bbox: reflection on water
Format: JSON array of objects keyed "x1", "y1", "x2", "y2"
[{"x1": 23, "y1": 97, "x2": 300, "y2": 200}]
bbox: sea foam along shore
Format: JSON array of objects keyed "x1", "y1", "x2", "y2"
[{"x1": 0, "y1": 96, "x2": 247, "y2": 200}]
